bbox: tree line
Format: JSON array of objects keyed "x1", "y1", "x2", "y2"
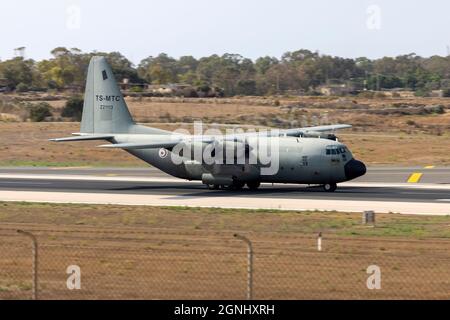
[{"x1": 1, "y1": 47, "x2": 450, "y2": 96}]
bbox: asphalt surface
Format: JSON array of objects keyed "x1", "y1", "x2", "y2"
[
  {"x1": 0, "y1": 166, "x2": 449, "y2": 183},
  {"x1": 0, "y1": 166, "x2": 449, "y2": 204}
]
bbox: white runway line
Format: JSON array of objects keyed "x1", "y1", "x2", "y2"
[
  {"x1": 1, "y1": 173, "x2": 450, "y2": 190},
  {"x1": 0, "y1": 190, "x2": 449, "y2": 216},
  {"x1": 0, "y1": 173, "x2": 180, "y2": 184},
  {"x1": 341, "y1": 182, "x2": 450, "y2": 190}
]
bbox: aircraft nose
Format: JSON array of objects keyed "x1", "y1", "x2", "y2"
[{"x1": 344, "y1": 159, "x2": 367, "y2": 180}]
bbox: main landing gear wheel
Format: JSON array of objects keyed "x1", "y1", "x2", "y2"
[
  {"x1": 246, "y1": 181, "x2": 261, "y2": 190},
  {"x1": 227, "y1": 181, "x2": 245, "y2": 191},
  {"x1": 206, "y1": 184, "x2": 220, "y2": 190},
  {"x1": 323, "y1": 183, "x2": 337, "y2": 192}
]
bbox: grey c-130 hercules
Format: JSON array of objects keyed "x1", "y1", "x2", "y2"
[{"x1": 51, "y1": 56, "x2": 366, "y2": 192}]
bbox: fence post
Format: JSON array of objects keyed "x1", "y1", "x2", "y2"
[
  {"x1": 234, "y1": 234, "x2": 253, "y2": 300},
  {"x1": 317, "y1": 232, "x2": 322, "y2": 252},
  {"x1": 17, "y1": 230, "x2": 38, "y2": 300},
  {"x1": 363, "y1": 210, "x2": 376, "y2": 225}
]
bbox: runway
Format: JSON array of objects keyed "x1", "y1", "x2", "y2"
[
  {"x1": 1, "y1": 166, "x2": 450, "y2": 184},
  {"x1": 0, "y1": 166, "x2": 449, "y2": 215}
]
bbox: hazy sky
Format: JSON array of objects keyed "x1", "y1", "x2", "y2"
[{"x1": 1, "y1": 0, "x2": 449, "y2": 64}]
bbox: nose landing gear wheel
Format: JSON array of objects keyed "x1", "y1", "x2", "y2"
[{"x1": 323, "y1": 183, "x2": 337, "y2": 192}]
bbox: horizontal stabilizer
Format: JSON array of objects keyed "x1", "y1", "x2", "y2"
[{"x1": 50, "y1": 135, "x2": 114, "y2": 142}]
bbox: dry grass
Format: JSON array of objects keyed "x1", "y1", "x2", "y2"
[
  {"x1": 0, "y1": 202, "x2": 449, "y2": 238},
  {"x1": 125, "y1": 97, "x2": 280, "y2": 124},
  {"x1": 0, "y1": 203, "x2": 448, "y2": 299},
  {"x1": 0, "y1": 122, "x2": 142, "y2": 167},
  {"x1": 0, "y1": 121, "x2": 448, "y2": 166},
  {"x1": 340, "y1": 133, "x2": 450, "y2": 165},
  {"x1": 1, "y1": 94, "x2": 450, "y2": 166}
]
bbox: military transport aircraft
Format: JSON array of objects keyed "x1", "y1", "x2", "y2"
[{"x1": 51, "y1": 56, "x2": 366, "y2": 192}]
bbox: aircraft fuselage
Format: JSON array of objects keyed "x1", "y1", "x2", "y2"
[{"x1": 117, "y1": 135, "x2": 366, "y2": 186}]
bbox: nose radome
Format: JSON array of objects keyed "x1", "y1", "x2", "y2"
[{"x1": 345, "y1": 159, "x2": 367, "y2": 180}]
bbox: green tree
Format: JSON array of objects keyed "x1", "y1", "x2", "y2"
[
  {"x1": 37, "y1": 47, "x2": 88, "y2": 89},
  {"x1": 103, "y1": 52, "x2": 142, "y2": 83},
  {"x1": 443, "y1": 88, "x2": 450, "y2": 97},
  {"x1": 0, "y1": 57, "x2": 36, "y2": 89},
  {"x1": 29, "y1": 102, "x2": 52, "y2": 122},
  {"x1": 255, "y1": 56, "x2": 279, "y2": 75},
  {"x1": 62, "y1": 96, "x2": 84, "y2": 121},
  {"x1": 236, "y1": 80, "x2": 257, "y2": 95},
  {"x1": 16, "y1": 82, "x2": 30, "y2": 92},
  {"x1": 3, "y1": 47, "x2": 450, "y2": 96},
  {"x1": 138, "y1": 53, "x2": 178, "y2": 84}
]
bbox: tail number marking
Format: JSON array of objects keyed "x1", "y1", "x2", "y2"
[{"x1": 96, "y1": 95, "x2": 121, "y2": 102}]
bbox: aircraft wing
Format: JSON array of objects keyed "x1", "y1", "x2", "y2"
[
  {"x1": 98, "y1": 141, "x2": 182, "y2": 150},
  {"x1": 52, "y1": 124, "x2": 351, "y2": 150},
  {"x1": 96, "y1": 125, "x2": 352, "y2": 149},
  {"x1": 281, "y1": 124, "x2": 352, "y2": 137},
  {"x1": 97, "y1": 135, "x2": 217, "y2": 150}
]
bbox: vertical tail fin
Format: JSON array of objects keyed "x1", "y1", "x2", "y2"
[{"x1": 80, "y1": 56, "x2": 135, "y2": 134}]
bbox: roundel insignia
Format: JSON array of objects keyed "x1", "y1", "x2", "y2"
[{"x1": 158, "y1": 148, "x2": 168, "y2": 159}]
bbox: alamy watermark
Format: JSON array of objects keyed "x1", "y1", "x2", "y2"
[
  {"x1": 66, "y1": 265, "x2": 81, "y2": 290},
  {"x1": 366, "y1": 265, "x2": 381, "y2": 290},
  {"x1": 366, "y1": 5, "x2": 382, "y2": 31},
  {"x1": 66, "y1": 4, "x2": 81, "y2": 30},
  {"x1": 168, "y1": 121, "x2": 281, "y2": 176}
]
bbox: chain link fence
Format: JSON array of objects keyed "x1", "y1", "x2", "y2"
[{"x1": 0, "y1": 227, "x2": 449, "y2": 300}]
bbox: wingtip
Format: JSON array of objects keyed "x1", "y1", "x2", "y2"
[{"x1": 97, "y1": 144, "x2": 118, "y2": 149}]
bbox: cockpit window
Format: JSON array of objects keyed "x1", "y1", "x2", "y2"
[{"x1": 326, "y1": 145, "x2": 347, "y2": 156}]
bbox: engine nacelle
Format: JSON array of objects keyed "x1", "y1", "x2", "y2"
[{"x1": 201, "y1": 173, "x2": 233, "y2": 186}]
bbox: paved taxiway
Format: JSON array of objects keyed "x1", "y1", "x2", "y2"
[{"x1": 0, "y1": 166, "x2": 449, "y2": 215}]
